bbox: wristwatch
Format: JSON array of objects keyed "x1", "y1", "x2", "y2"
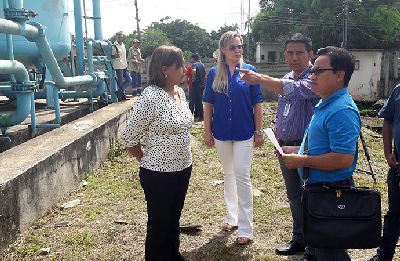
[{"x1": 254, "y1": 129, "x2": 263, "y2": 136}]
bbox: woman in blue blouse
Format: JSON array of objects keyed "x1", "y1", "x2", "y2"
[{"x1": 203, "y1": 31, "x2": 264, "y2": 244}]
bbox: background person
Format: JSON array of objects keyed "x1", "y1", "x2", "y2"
[
  {"x1": 111, "y1": 31, "x2": 132, "y2": 101},
  {"x1": 190, "y1": 53, "x2": 206, "y2": 121},
  {"x1": 184, "y1": 62, "x2": 193, "y2": 98},
  {"x1": 203, "y1": 31, "x2": 264, "y2": 245},
  {"x1": 281, "y1": 46, "x2": 360, "y2": 260},
  {"x1": 128, "y1": 39, "x2": 145, "y2": 96},
  {"x1": 121, "y1": 45, "x2": 193, "y2": 261},
  {"x1": 369, "y1": 85, "x2": 400, "y2": 261},
  {"x1": 240, "y1": 33, "x2": 319, "y2": 257}
]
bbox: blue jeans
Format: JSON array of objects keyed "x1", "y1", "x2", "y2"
[
  {"x1": 378, "y1": 168, "x2": 400, "y2": 259},
  {"x1": 115, "y1": 68, "x2": 132, "y2": 95},
  {"x1": 130, "y1": 71, "x2": 142, "y2": 87},
  {"x1": 278, "y1": 158, "x2": 304, "y2": 244}
]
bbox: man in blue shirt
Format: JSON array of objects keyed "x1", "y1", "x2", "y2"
[
  {"x1": 190, "y1": 53, "x2": 206, "y2": 121},
  {"x1": 281, "y1": 46, "x2": 360, "y2": 260},
  {"x1": 369, "y1": 85, "x2": 400, "y2": 261}
]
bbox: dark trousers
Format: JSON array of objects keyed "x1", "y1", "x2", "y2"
[
  {"x1": 378, "y1": 168, "x2": 400, "y2": 259},
  {"x1": 189, "y1": 84, "x2": 203, "y2": 119},
  {"x1": 139, "y1": 166, "x2": 192, "y2": 261}
]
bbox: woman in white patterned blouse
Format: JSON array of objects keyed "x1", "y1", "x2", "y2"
[{"x1": 121, "y1": 45, "x2": 193, "y2": 261}]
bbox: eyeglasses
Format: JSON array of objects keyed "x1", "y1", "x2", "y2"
[
  {"x1": 310, "y1": 67, "x2": 335, "y2": 75},
  {"x1": 228, "y1": 44, "x2": 244, "y2": 51},
  {"x1": 286, "y1": 51, "x2": 306, "y2": 57}
]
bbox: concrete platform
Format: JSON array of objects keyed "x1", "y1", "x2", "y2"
[
  {"x1": 0, "y1": 96, "x2": 135, "y2": 249},
  {"x1": 0, "y1": 98, "x2": 109, "y2": 153}
]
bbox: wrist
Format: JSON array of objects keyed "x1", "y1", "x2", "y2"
[{"x1": 254, "y1": 129, "x2": 263, "y2": 136}]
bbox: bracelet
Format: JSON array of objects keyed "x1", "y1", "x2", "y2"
[{"x1": 254, "y1": 129, "x2": 263, "y2": 136}]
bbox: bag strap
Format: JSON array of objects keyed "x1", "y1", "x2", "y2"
[
  {"x1": 302, "y1": 132, "x2": 310, "y2": 187},
  {"x1": 359, "y1": 131, "x2": 377, "y2": 188},
  {"x1": 302, "y1": 129, "x2": 377, "y2": 188}
]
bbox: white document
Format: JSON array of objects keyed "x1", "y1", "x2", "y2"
[{"x1": 263, "y1": 128, "x2": 284, "y2": 155}]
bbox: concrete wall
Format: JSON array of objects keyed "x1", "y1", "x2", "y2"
[
  {"x1": 349, "y1": 51, "x2": 383, "y2": 102},
  {"x1": 255, "y1": 42, "x2": 281, "y2": 63},
  {"x1": 0, "y1": 101, "x2": 132, "y2": 249}
]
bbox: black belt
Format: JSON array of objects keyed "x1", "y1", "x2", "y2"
[
  {"x1": 278, "y1": 139, "x2": 302, "y2": 146},
  {"x1": 307, "y1": 177, "x2": 354, "y2": 188}
]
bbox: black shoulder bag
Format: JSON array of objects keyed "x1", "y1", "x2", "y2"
[{"x1": 302, "y1": 131, "x2": 382, "y2": 249}]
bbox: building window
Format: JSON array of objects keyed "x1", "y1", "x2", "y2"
[
  {"x1": 268, "y1": 51, "x2": 276, "y2": 62},
  {"x1": 261, "y1": 55, "x2": 265, "y2": 61},
  {"x1": 355, "y1": 60, "x2": 360, "y2": 70}
]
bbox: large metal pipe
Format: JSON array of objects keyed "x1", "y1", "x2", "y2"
[
  {"x1": 8, "y1": 0, "x2": 23, "y2": 9},
  {"x1": 60, "y1": 79, "x2": 105, "y2": 99},
  {"x1": 0, "y1": 19, "x2": 95, "y2": 87},
  {"x1": 73, "y1": 0, "x2": 85, "y2": 75},
  {"x1": 92, "y1": 0, "x2": 103, "y2": 40},
  {"x1": 29, "y1": 23, "x2": 94, "y2": 87},
  {"x1": 0, "y1": 60, "x2": 29, "y2": 82},
  {"x1": 0, "y1": 60, "x2": 31, "y2": 127},
  {"x1": 0, "y1": 18, "x2": 38, "y2": 39}
]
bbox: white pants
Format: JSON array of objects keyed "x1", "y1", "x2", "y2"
[{"x1": 215, "y1": 137, "x2": 254, "y2": 239}]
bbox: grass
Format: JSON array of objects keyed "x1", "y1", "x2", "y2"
[{"x1": 0, "y1": 102, "x2": 394, "y2": 260}]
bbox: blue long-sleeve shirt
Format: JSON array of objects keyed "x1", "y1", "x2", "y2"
[
  {"x1": 275, "y1": 64, "x2": 320, "y2": 142},
  {"x1": 203, "y1": 63, "x2": 264, "y2": 141}
]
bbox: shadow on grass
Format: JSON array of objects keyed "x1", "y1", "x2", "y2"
[{"x1": 182, "y1": 229, "x2": 253, "y2": 261}]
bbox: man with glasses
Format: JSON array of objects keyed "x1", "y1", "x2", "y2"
[
  {"x1": 280, "y1": 46, "x2": 360, "y2": 261},
  {"x1": 241, "y1": 33, "x2": 319, "y2": 259}
]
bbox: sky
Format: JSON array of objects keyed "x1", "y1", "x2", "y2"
[{"x1": 67, "y1": 0, "x2": 261, "y2": 39}]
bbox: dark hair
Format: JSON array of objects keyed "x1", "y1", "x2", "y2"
[
  {"x1": 285, "y1": 33, "x2": 312, "y2": 51},
  {"x1": 191, "y1": 53, "x2": 200, "y2": 61},
  {"x1": 148, "y1": 45, "x2": 184, "y2": 88},
  {"x1": 316, "y1": 46, "x2": 355, "y2": 85}
]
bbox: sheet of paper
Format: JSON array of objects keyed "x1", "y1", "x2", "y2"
[{"x1": 263, "y1": 128, "x2": 284, "y2": 155}]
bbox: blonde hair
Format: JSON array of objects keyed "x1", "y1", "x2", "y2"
[{"x1": 212, "y1": 31, "x2": 243, "y2": 93}]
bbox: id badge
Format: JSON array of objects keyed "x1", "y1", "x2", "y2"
[{"x1": 283, "y1": 103, "x2": 291, "y2": 117}]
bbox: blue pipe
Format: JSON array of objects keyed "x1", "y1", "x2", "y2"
[
  {"x1": 92, "y1": 0, "x2": 103, "y2": 40},
  {"x1": 28, "y1": 23, "x2": 95, "y2": 87},
  {"x1": 8, "y1": 0, "x2": 22, "y2": 9},
  {"x1": 4, "y1": 0, "x2": 15, "y2": 83},
  {"x1": 59, "y1": 78, "x2": 105, "y2": 100},
  {"x1": 87, "y1": 39, "x2": 94, "y2": 74},
  {"x1": 0, "y1": 60, "x2": 31, "y2": 128},
  {"x1": 73, "y1": 0, "x2": 85, "y2": 75},
  {"x1": 0, "y1": 18, "x2": 38, "y2": 39}
]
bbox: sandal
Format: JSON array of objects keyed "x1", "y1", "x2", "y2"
[
  {"x1": 236, "y1": 237, "x2": 252, "y2": 245},
  {"x1": 222, "y1": 223, "x2": 237, "y2": 232}
]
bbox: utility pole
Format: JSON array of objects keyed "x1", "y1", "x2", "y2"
[
  {"x1": 82, "y1": 0, "x2": 88, "y2": 41},
  {"x1": 134, "y1": 0, "x2": 141, "y2": 40},
  {"x1": 342, "y1": 1, "x2": 349, "y2": 49},
  {"x1": 247, "y1": 0, "x2": 251, "y2": 61}
]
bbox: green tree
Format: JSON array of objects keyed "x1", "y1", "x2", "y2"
[
  {"x1": 148, "y1": 19, "x2": 215, "y2": 57},
  {"x1": 253, "y1": 0, "x2": 400, "y2": 50},
  {"x1": 140, "y1": 28, "x2": 171, "y2": 57}
]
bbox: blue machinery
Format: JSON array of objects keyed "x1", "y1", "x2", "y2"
[{"x1": 0, "y1": 0, "x2": 118, "y2": 141}]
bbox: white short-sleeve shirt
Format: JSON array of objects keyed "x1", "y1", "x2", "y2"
[{"x1": 121, "y1": 85, "x2": 194, "y2": 172}]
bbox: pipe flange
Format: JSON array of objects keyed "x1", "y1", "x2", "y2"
[
  {"x1": 25, "y1": 22, "x2": 45, "y2": 42},
  {"x1": 4, "y1": 8, "x2": 37, "y2": 22},
  {"x1": 11, "y1": 82, "x2": 36, "y2": 92}
]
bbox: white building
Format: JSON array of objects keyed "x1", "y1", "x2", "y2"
[{"x1": 255, "y1": 42, "x2": 399, "y2": 101}]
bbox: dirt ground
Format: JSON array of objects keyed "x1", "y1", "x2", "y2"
[{"x1": 1, "y1": 102, "x2": 397, "y2": 260}]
